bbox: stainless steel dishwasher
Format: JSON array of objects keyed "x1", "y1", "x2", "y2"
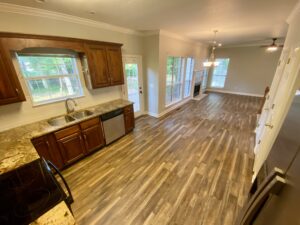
[{"x1": 100, "y1": 108, "x2": 125, "y2": 144}]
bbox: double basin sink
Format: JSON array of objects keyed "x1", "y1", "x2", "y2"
[{"x1": 48, "y1": 110, "x2": 95, "y2": 126}]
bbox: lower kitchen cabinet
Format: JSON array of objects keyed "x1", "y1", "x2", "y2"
[
  {"x1": 81, "y1": 120, "x2": 105, "y2": 153},
  {"x1": 55, "y1": 125, "x2": 86, "y2": 165},
  {"x1": 124, "y1": 104, "x2": 135, "y2": 133},
  {"x1": 31, "y1": 134, "x2": 64, "y2": 169}
]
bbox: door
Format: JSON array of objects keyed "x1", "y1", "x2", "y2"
[
  {"x1": 253, "y1": 47, "x2": 300, "y2": 177},
  {"x1": 0, "y1": 44, "x2": 25, "y2": 105},
  {"x1": 82, "y1": 124, "x2": 105, "y2": 153},
  {"x1": 122, "y1": 55, "x2": 144, "y2": 117},
  {"x1": 106, "y1": 46, "x2": 124, "y2": 85},
  {"x1": 84, "y1": 44, "x2": 111, "y2": 88},
  {"x1": 255, "y1": 48, "x2": 290, "y2": 145},
  {"x1": 124, "y1": 104, "x2": 135, "y2": 133},
  {"x1": 57, "y1": 132, "x2": 86, "y2": 165}
]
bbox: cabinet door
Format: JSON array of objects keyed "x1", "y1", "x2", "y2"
[
  {"x1": 32, "y1": 136, "x2": 53, "y2": 162},
  {"x1": 32, "y1": 135, "x2": 64, "y2": 169},
  {"x1": 57, "y1": 132, "x2": 86, "y2": 165},
  {"x1": 85, "y1": 44, "x2": 110, "y2": 88},
  {"x1": 82, "y1": 124, "x2": 105, "y2": 153},
  {"x1": 0, "y1": 44, "x2": 25, "y2": 105},
  {"x1": 106, "y1": 46, "x2": 124, "y2": 85},
  {"x1": 124, "y1": 105, "x2": 135, "y2": 133}
]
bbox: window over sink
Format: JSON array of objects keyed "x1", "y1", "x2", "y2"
[{"x1": 16, "y1": 52, "x2": 84, "y2": 105}]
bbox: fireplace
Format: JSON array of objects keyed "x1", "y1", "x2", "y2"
[{"x1": 194, "y1": 82, "x2": 201, "y2": 97}]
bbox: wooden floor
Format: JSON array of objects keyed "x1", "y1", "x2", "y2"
[{"x1": 62, "y1": 93, "x2": 261, "y2": 225}]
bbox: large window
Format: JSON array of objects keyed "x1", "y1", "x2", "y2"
[
  {"x1": 165, "y1": 56, "x2": 194, "y2": 106},
  {"x1": 17, "y1": 53, "x2": 83, "y2": 105},
  {"x1": 184, "y1": 57, "x2": 194, "y2": 98},
  {"x1": 210, "y1": 58, "x2": 230, "y2": 88}
]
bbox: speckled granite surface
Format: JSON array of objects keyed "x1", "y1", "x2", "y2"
[
  {"x1": 30, "y1": 202, "x2": 76, "y2": 225},
  {"x1": 0, "y1": 99, "x2": 132, "y2": 175}
]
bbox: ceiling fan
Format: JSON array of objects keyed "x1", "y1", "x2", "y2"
[{"x1": 261, "y1": 38, "x2": 284, "y2": 52}]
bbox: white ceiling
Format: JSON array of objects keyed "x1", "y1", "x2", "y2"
[{"x1": 0, "y1": 0, "x2": 298, "y2": 45}]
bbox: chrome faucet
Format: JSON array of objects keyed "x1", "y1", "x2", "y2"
[{"x1": 65, "y1": 98, "x2": 77, "y2": 114}]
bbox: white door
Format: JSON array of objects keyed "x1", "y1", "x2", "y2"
[
  {"x1": 255, "y1": 48, "x2": 290, "y2": 146},
  {"x1": 122, "y1": 55, "x2": 144, "y2": 117},
  {"x1": 253, "y1": 47, "x2": 300, "y2": 177}
]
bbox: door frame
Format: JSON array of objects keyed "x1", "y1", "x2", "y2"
[{"x1": 122, "y1": 54, "x2": 145, "y2": 117}]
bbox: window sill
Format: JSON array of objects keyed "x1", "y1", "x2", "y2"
[{"x1": 31, "y1": 94, "x2": 85, "y2": 107}]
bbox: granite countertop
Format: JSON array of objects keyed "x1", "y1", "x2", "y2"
[
  {"x1": 0, "y1": 98, "x2": 132, "y2": 175},
  {"x1": 30, "y1": 202, "x2": 76, "y2": 225}
]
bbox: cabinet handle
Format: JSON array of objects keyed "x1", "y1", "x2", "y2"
[
  {"x1": 46, "y1": 141, "x2": 50, "y2": 148},
  {"x1": 15, "y1": 88, "x2": 19, "y2": 95},
  {"x1": 236, "y1": 175, "x2": 285, "y2": 225}
]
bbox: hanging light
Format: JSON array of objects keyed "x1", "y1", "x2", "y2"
[{"x1": 203, "y1": 30, "x2": 221, "y2": 67}]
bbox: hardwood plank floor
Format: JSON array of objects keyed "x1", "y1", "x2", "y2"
[{"x1": 62, "y1": 93, "x2": 261, "y2": 225}]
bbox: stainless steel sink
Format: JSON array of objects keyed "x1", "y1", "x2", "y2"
[
  {"x1": 48, "y1": 115, "x2": 76, "y2": 126},
  {"x1": 70, "y1": 110, "x2": 94, "y2": 119}
]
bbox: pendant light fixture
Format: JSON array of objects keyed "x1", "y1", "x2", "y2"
[{"x1": 203, "y1": 30, "x2": 221, "y2": 67}]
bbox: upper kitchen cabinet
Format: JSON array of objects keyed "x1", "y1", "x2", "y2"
[
  {"x1": 106, "y1": 46, "x2": 124, "y2": 85},
  {"x1": 0, "y1": 42, "x2": 25, "y2": 105},
  {"x1": 83, "y1": 43, "x2": 124, "y2": 88},
  {"x1": 83, "y1": 44, "x2": 111, "y2": 88}
]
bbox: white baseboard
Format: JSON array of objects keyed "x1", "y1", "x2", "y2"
[
  {"x1": 146, "y1": 98, "x2": 192, "y2": 118},
  {"x1": 206, "y1": 88, "x2": 263, "y2": 97}
]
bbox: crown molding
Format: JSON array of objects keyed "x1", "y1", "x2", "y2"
[
  {"x1": 0, "y1": 2, "x2": 144, "y2": 36},
  {"x1": 287, "y1": 0, "x2": 300, "y2": 24}
]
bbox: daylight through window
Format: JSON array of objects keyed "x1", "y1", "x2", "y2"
[
  {"x1": 165, "y1": 56, "x2": 194, "y2": 106},
  {"x1": 17, "y1": 53, "x2": 84, "y2": 105},
  {"x1": 210, "y1": 58, "x2": 230, "y2": 88}
]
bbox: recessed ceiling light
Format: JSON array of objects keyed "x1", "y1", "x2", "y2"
[{"x1": 35, "y1": 0, "x2": 46, "y2": 3}]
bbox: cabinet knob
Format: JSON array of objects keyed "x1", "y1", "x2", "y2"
[{"x1": 15, "y1": 88, "x2": 19, "y2": 95}]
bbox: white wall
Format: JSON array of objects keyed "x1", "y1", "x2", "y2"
[
  {"x1": 143, "y1": 34, "x2": 160, "y2": 115},
  {"x1": 207, "y1": 46, "x2": 281, "y2": 96},
  {"x1": 158, "y1": 33, "x2": 208, "y2": 114},
  {"x1": 0, "y1": 11, "x2": 144, "y2": 131}
]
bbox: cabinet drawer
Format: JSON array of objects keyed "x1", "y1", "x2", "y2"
[
  {"x1": 54, "y1": 125, "x2": 80, "y2": 140},
  {"x1": 80, "y1": 117, "x2": 100, "y2": 130}
]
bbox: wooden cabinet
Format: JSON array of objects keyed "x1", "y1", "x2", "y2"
[
  {"x1": 84, "y1": 44, "x2": 111, "y2": 88},
  {"x1": 84, "y1": 43, "x2": 124, "y2": 88},
  {"x1": 124, "y1": 104, "x2": 135, "y2": 133},
  {"x1": 0, "y1": 42, "x2": 25, "y2": 105},
  {"x1": 80, "y1": 117, "x2": 105, "y2": 153},
  {"x1": 31, "y1": 134, "x2": 64, "y2": 169},
  {"x1": 33, "y1": 118, "x2": 105, "y2": 167},
  {"x1": 106, "y1": 46, "x2": 124, "y2": 85},
  {"x1": 55, "y1": 125, "x2": 86, "y2": 165}
]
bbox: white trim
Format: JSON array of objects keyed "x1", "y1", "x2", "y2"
[
  {"x1": 147, "y1": 97, "x2": 192, "y2": 118},
  {"x1": 0, "y1": 2, "x2": 143, "y2": 36},
  {"x1": 286, "y1": 0, "x2": 300, "y2": 24},
  {"x1": 206, "y1": 88, "x2": 263, "y2": 97}
]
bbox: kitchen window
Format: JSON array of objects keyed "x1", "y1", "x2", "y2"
[
  {"x1": 165, "y1": 56, "x2": 194, "y2": 106},
  {"x1": 17, "y1": 53, "x2": 84, "y2": 105},
  {"x1": 210, "y1": 58, "x2": 230, "y2": 88}
]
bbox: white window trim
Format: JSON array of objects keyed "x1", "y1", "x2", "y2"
[{"x1": 16, "y1": 53, "x2": 84, "y2": 106}]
